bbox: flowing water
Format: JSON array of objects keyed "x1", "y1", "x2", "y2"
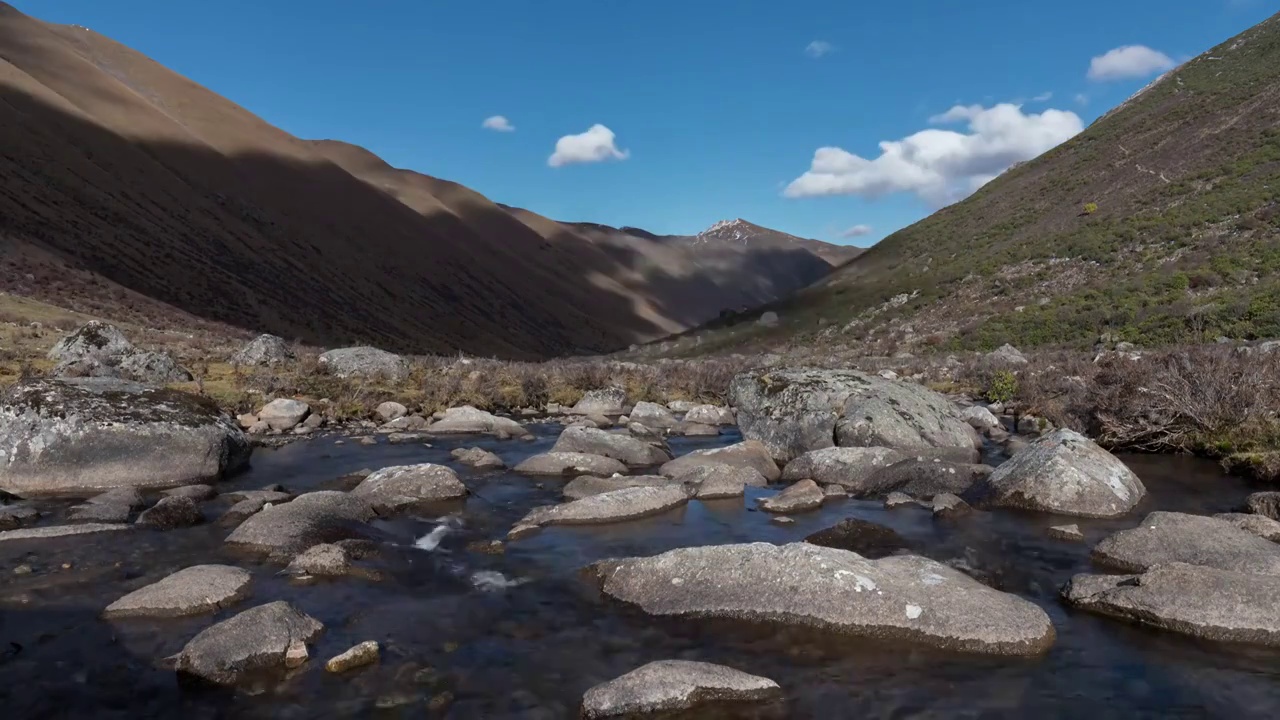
[{"x1": 2, "y1": 426, "x2": 1280, "y2": 718}]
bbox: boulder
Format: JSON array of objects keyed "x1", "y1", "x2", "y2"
[
  {"x1": 667, "y1": 401, "x2": 695, "y2": 413},
  {"x1": 551, "y1": 426, "x2": 671, "y2": 467},
  {"x1": 69, "y1": 498, "x2": 133, "y2": 523},
  {"x1": 684, "y1": 404, "x2": 735, "y2": 426},
  {"x1": 318, "y1": 346, "x2": 408, "y2": 381},
  {"x1": 47, "y1": 321, "x2": 134, "y2": 364},
  {"x1": 1092, "y1": 511, "x2": 1280, "y2": 575},
  {"x1": 1214, "y1": 512, "x2": 1280, "y2": 542},
  {"x1": 450, "y1": 447, "x2": 505, "y2": 470},
  {"x1": 804, "y1": 518, "x2": 907, "y2": 557},
  {"x1": 0, "y1": 522, "x2": 130, "y2": 543},
  {"x1": 659, "y1": 440, "x2": 780, "y2": 482},
  {"x1": 884, "y1": 491, "x2": 915, "y2": 509},
  {"x1": 728, "y1": 368, "x2": 978, "y2": 463},
  {"x1": 563, "y1": 475, "x2": 682, "y2": 501},
  {"x1": 592, "y1": 542, "x2": 1055, "y2": 655},
  {"x1": 218, "y1": 498, "x2": 267, "y2": 528},
  {"x1": 285, "y1": 543, "x2": 357, "y2": 578},
  {"x1": 986, "y1": 344, "x2": 1028, "y2": 366},
  {"x1": 103, "y1": 565, "x2": 251, "y2": 618},
  {"x1": 376, "y1": 401, "x2": 408, "y2": 423},
  {"x1": 870, "y1": 459, "x2": 994, "y2": 499},
  {"x1": 673, "y1": 464, "x2": 768, "y2": 500},
  {"x1": 257, "y1": 398, "x2": 311, "y2": 431},
  {"x1": 585, "y1": 414, "x2": 614, "y2": 429},
  {"x1": 1246, "y1": 492, "x2": 1280, "y2": 521},
  {"x1": 510, "y1": 485, "x2": 689, "y2": 539},
  {"x1": 428, "y1": 406, "x2": 531, "y2": 438},
  {"x1": 514, "y1": 452, "x2": 627, "y2": 478},
  {"x1": 581, "y1": 660, "x2": 781, "y2": 719},
  {"x1": 116, "y1": 351, "x2": 193, "y2": 383},
  {"x1": 1063, "y1": 563, "x2": 1280, "y2": 647},
  {"x1": 962, "y1": 406, "x2": 1002, "y2": 431},
  {"x1": 172, "y1": 601, "x2": 324, "y2": 685},
  {"x1": 570, "y1": 387, "x2": 628, "y2": 416},
  {"x1": 930, "y1": 492, "x2": 971, "y2": 519},
  {"x1": 136, "y1": 495, "x2": 203, "y2": 529},
  {"x1": 1048, "y1": 524, "x2": 1085, "y2": 542},
  {"x1": 223, "y1": 489, "x2": 292, "y2": 505},
  {"x1": 0, "y1": 503, "x2": 39, "y2": 530},
  {"x1": 780, "y1": 447, "x2": 905, "y2": 495},
  {"x1": 759, "y1": 479, "x2": 824, "y2": 514},
  {"x1": 628, "y1": 402, "x2": 678, "y2": 429},
  {"x1": 350, "y1": 464, "x2": 467, "y2": 513},
  {"x1": 229, "y1": 334, "x2": 295, "y2": 367},
  {"x1": 983, "y1": 429, "x2": 1145, "y2": 518},
  {"x1": 325, "y1": 641, "x2": 380, "y2": 673},
  {"x1": 627, "y1": 422, "x2": 659, "y2": 439},
  {"x1": 162, "y1": 484, "x2": 217, "y2": 501},
  {"x1": 676, "y1": 422, "x2": 720, "y2": 437},
  {"x1": 0, "y1": 378, "x2": 251, "y2": 497},
  {"x1": 383, "y1": 415, "x2": 429, "y2": 431},
  {"x1": 757, "y1": 311, "x2": 779, "y2": 327},
  {"x1": 225, "y1": 491, "x2": 377, "y2": 557}
]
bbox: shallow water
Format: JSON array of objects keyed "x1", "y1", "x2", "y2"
[{"x1": 2, "y1": 427, "x2": 1280, "y2": 719}]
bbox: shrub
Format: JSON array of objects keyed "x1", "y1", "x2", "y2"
[
  {"x1": 1082, "y1": 202, "x2": 1098, "y2": 215},
  {"x1": 985, "y1": 370, "x2": 1019, "y2": 404}
]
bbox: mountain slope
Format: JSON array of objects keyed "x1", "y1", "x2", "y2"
[
  {"x1": 0, "y1": 2, "x2": 848, "y2": 358},
  {"x1": 683, "y1": 11, "x2": 1280, "y2": 356}
]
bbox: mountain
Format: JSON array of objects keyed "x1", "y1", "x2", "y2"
[
  {"x1": 675, "y1": 11, "x2": 1280, "y2": 356},
  {"x1": 685, "y1": 219, "x2": 863, "y2": 267},
  {"x1": 0, "y1": 3, "x2": 846, "y2": 359}
]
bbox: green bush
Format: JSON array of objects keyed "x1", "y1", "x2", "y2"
[
  {"x1": 986, "y1": 370, "x2": 1019, "y2": 404},
  {"x1": 1083, "y1": 202, "x2": 1098, "y2": 215}
]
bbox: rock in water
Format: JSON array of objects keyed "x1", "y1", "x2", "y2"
[
  {"x1": 870, "y1": 459, "x2": 994, "y2": 499},
  {"x1": 563, "y1": 475, "x2": 683, "y2": 501},
  {"x1": 428, "y1": 406, "x2": 531, "y2": 437},
  {"x1": 962, "y1": 406, "x2": 1002, "y2": 431},
  {"x1": 581, "y1": 660, "x2": 781, "y2": 718},
  {"x1": 1091, "y1": 511, "x2": 1280, "y2": 574},
  {"x1": 1246, "y1": 491, "x2": 1280, "y2": 521},
  {"x1": 510, "y1": 485, "x2": 689, "y2": 539},
  {"x1": 514, "y1": 452, "x2": 628, "y2": 477},
  {"x1": 317, "y1": 346, "x2": 408, "y2": 381},
  {"x1": 551, "y1": 426, "x2": 671, "y2": 467},
  {"x1": 450, "y1": 447, "x2": 505, "y2": 470},
  {"x1": 173, "y1": 601, "x2": 324, "y2": 685},
  {"x1": 570, "y1": 387, "x2": 628, "y2": 416},
  {"x1": 1048, "y1": 524, "x2": 1085, "y2": 542},
  {"x1": 759, "y1": 479, "x2": 824, "y2": 514},
  {"x1": 728, "y1": 368, "x2": 978, "y2": 462},
  {"x1": 136, "y1": 496, "x2": 203, "y2": 529},
  {"x1": 804, "y1": 518, "x2": 908, "y2": 557},
  {"x1": 0, "y1": 378, "x2": 251, "y2": 498},
  {"x1": 780, "y1": 447, "x2": 905, "y2": 495},
  {"x1": 376, "y1": 401, "x2": 408, "y2": 422},
  {"x1": 1214, "y1": 513, "x2": 1280, "y2": 542},
  {"x1": 628, "y1": 401, "x2": 678, "y2": 429},
  {"x1": 676, "y1": 464, "x2": 768, "y2": 500},
  {"x1": 229, "y1": 334, "x2": 296, "y2": 367},
  {"x1": 326, "y1": 641, "x2": 380, "y2": 673},
  {"x1": 983, "y1": 429, "x2": 1146, "y2": 518},
  {"x1": 350, "y1": 464, "x2": 467, "y2": 513},
  {"x1": 0, "y1": 503, "x2": 39, "y2": 530},
  {"x1": 684, "y1": 404, "x2": 735, "y2": 426},
  {"x1": 659, "y1": 440, "x2": 781, "y2": 482},
  {"x1": 103, "y1": 565, "x2": 251, "y2": 618},
  {"x1": 0, "y1": 522, "x2": 130, "y2": 543},
  {"x1": 163, "y1": 484, "x2": 217, "y2": 501},
  {"x1": 257, "y1": 398, "x2": 311, "y2": 431},
  {"x1": 1063, "y1": 563, "x2": 1280, "y2": 647},
  {"x1": 285, "y1": 543, "x2": 356, "y2": 578},
  {"x1": 225, "y1": 491, "x2": 376, "y2": 557},
  {"x1": 592, "y1": 542, "x2": 1055, "y2": 655}
]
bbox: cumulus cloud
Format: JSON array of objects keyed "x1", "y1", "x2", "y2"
[
  {"x1": 784, "y1": 103, "x2": 1083, "y2": 206},
  {"x1": 1087, "y1": 45, "x2": 1175, "y2": 81},
  {"x1": 840, "y1": 224, "x2": 873, "y2": 238},
  {"x1": 548, "y1": 124, "x2": 629, "y2": 167},
  {"x1": 482, "y1": 115, "x2": 515, "y2": 132},
  {"x1": 805, "y1": 40, "x2": 835, "y2": 58}
]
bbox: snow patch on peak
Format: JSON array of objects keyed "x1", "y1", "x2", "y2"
[{"x1": 696, "y1": 218, "x2": 757, "y2": 245}]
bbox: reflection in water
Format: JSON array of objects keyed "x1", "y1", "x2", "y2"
[{"x1": 1, "y1": 426, "x2": 1279, "y2": 719}]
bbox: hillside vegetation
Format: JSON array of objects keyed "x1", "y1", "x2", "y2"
[{"x1": 676, "y1": 11, "x2": 1280, "y2": 357}]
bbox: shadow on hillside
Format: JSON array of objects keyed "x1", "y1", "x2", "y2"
[{"x1": 0, "y1": 81, "x2": 833, "y2": 358}]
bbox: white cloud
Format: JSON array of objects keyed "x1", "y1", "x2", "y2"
[
  {"x1": 805, "y1": 40, "x2": 835, "y2": 58},
  {"x1": 1074, "y1": 93, "x2": 1089, "y2": 106},
  {"x1": 482, "y1": 115, "x2": 515, "y2": 132},
  {"x1": 1031, "y1": 91, "x2": 1053, "y2": 102},
  {"x1": 840, "y1": 224, "x2": 873, "y2": 238},
  {"x1": 548, "y1": 124, "x2": 629, "y2": 167},
  {"x1": 784, "y1": 103, "x2": 1083, "y2": 206},
  {"x1": 1087, "y1": 45, "x2": 1175, "y2": 81}
]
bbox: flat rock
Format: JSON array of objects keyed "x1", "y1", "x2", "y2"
[
  {"x1": 219, "y1": 497, "x2": 267, "y2": 527},
  {"x1": 563, "y1": 475, "x2": 681, "y2": 501},
  {"x1": 0, "y1": 522, "x2": 130, "y2": 543},
  {"x1": 804, "y1": 518, "x2": 907, "y2": 557},
  {"x1": 514, "y1": 452, "x2": 628, "y2": 477},
  {"x1": 759, "y1": 479, "x2": 824, "y2": 514},
  {"x1": 450, "y1": 447, "x2": 505, "y2": 470},
  {"x1": 728, "y1": 368, "x2": 979, "y2": 463},
  {"x1": 0, "y1": 503, "x2": 39, "y2": 530},
  {"x1": 677, "y1": 422, "x2": 721, "y2": 437},
  {"x1": 628, "y1": 401, "x2": 678, "y2": 429},
  {"x1": 868, "y1": 459, "x2": 994, "y2": 499},
  {"x1": 225, "y1": 491, "x2": 377, "y2": 557},
  {"x1": 1092, "y1": 511, "x2": 1280, "y2": 574},
  {"x1": 1048, "y1": 524, "x2": 1085, "y2": 542},
  {"x1": 69, "y1": 500, "x2": 132, "y2": 523},
  {"x1": 984, "y1": 429, "x2": 1146, "y2": 518},
  {"x1": 173, "y1": 601, "x2": 324, "y2": 685},
  {"x1": 1214, "y1": 512, "x2": 1280, "y2": 542},
  {"x1": 223, "y1": 489, "x2": 292, "y2": 505},
  {"x1": 884, "y1": 491, "x2": 915, "y2": 509},
  {"x1": 257, "y1": 398, "x2": 311, "y2": 431},
  {"x1": 592, "y1": 542, "x2": 1055, "y2": 655},
  {"x1": 570, "y1": 387, "x2": 627, "y2": 416},
  {"x1": 1246, "y1": 492, "x2": 1280, "y2": 521},
  {"x1": 684, "y1": 404, "x2": 735, "y2": 426},
  {"x1": 581, "y1": 660, "x2": 781, "y2": 719},
  {"x1": 88, "y1": 486, "x2": 147, "y2": 507},
  {"x1": 162, "y1": 484, "x2": 217, "y2": 501},
  {"x1": 285, "y1": 543, "x2": 359, "y2": 578},
  {"x1": 136, "y1": 496, "x2": 203, "y2": 529},
  {"x1": 659, "y1": 440, "x2": 781, "y2": 482},
  {"x1": 428, "y1": 406, "x2": 530, "y2": 437},
  {"x1": 326, "y1": 641, "x2": 380, "y2": 673},
  {"x1": 103, "y1": 565, "x2": 251, "y2": 618},
  {"x1": 350, "y1": 464, "x2": 467, "y2": 513},
  {"x1": 510, "y1": 485, "x2": 689, "y2": 539},
  {"x1": 551, "y1": 426, "x2": 671, "y2": 467},
  {"x1": 671, "y1": 464, "x2": 769, "y2": 497},
  {"x1": 229, "y1": 334, "x2": 295, "y2": 367},
  {"x1": 318, "y1": 346, "x2": 408, "y2": 381},
  {"x1": 1063, "y1": 563, "x2": 1280, "y2": 647},
  {"x1": 0, "y1": 378, "x2": 251, "y2": 498},
  {"x1": 780, "y1": 447, "x2": 905, "y2": 495}
]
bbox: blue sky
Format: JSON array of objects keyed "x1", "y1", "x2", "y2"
[{"x1": 17, "y1": 0, "x2": 1277, "y2": 245}]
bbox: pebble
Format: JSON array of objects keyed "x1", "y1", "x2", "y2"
[{"x1": 325, "y1": 641, "x2": 380, "y2": 673}]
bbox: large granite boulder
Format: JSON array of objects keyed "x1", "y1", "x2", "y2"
[
  {"x1": 670, "y1": 464, "x2": 769, "y2": 500},
  {"x1": 1246, "y1": 491, "x2": 1280, "y2": 521},
  {"x1": 510, "y1": 485, "x2": 689, "y2": 539},
  {"x1": 230, "y1": 334, "x2": 295, "y2": 367},
  {"x1": 1063, "y1": 563, "x2": 1280, "y2": 647},
  {"x1": 563, "y1": 475, "x2": 683, "y2": 501},
  {"x1": 983, "y1": 429, "x2": 1145, "y2": 518},
  {"x1": 1214, "y1": 512, "x2": 1280, "y2": 542},
  {"x1": 48, "y1": 322, "x2": 191, "y2": 383},
  {"x1": 780, "y1": 447, "x2": 905, "y2": 496},
  {"x1": 1091, "y1": 511, "x2": 1280, "y2": 575},
  {"x1": 116, "y1": 351, "x2": 193, "y2": 383},
  {"x1": 225, "y1": 491, "x2": 376, "y2": 558},
  {"x1": 0, "y1": 378, "x2": 251, "y2": 498},
  {"x1": 592, "y1": 542, "x2": 1054, "y2": 655},
  {"x1": 514, "y1": 452, "x2": 628, "y2": 477},
  {"x1": 172, "y1": 601, "x2": 324, "y2": 685},
  {"x1": 869, "y1": 459, "x2": 995, "y2": 499},
  {"x1": 318, "y1": 346, "x2": 408, "y2": 381},
  {"x1": 428, "y1": 406, "x2": 530, "y2": 438},
  {"x1": 581, "y1": 660, "x2": 781, "y2": 719},
  {"x1": 349, "y1": 463, "x2": 467, "y2": 513},
  {"x1": 46, "y1": 321, "x2": 134, "y2": 364},
  {"x1": 628, "y1": 402, "x2": 678, "y2": 429},
  {"x1": 570, "y1": 387, "x2": 628, "y2": 416},
  {"x1": 683, "y1": 404, "x2": 735, "y2": 426},
  {"x1": 728, "y1": 368, "x2": 978, "y2": 462},
  {"x1": 758, "y1": 479, "x2": 824, "y2": 514},
  {"x1": 659, "y1": 440, "x2": 780, "y2": 482},
  {"x1": 551, "y1": 426, "x2": 671, "y2": 467},
  {"x1": 103, "y1": 565, "x2": 251, "y2": 618},
  {"x1": 257, "y1": 398, "x2": 311, "y2": 431}
]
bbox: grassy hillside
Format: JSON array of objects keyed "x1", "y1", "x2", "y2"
[{"x1": 677, "y1": 11, "x2": 1280, "y2": 357}]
